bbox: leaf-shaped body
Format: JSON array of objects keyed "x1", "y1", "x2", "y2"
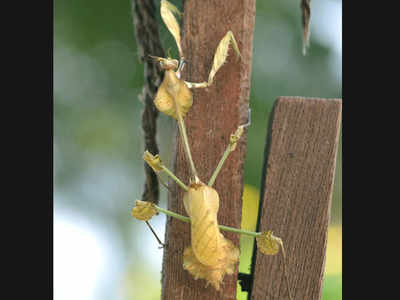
[
  {"x1": 182, "y1": 183, "x2": 239, "y2": 290},
  {"x1": 154, "y1": 69, "x2": 193, "y2": 119},
  {"x1": 183, "y1": 184, "x2": 222, "y2": 266}
]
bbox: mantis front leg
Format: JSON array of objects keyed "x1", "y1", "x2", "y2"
[
  {"x1": 184, "y1": 30, "x2": 242, "y2": 90},
  {"x1": 174, "y1": 104, "x2": 200, "y2": 183}
]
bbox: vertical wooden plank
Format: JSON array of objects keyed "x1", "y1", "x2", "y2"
[
  {"x1": 161, "y1": 1, "x2": 256, "y2": 299},
  {"x1": 250, "y1": 97, "x2": 342, "y2": 300}
]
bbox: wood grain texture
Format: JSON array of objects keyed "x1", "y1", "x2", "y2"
[
  {"x1": 161, "y1": 1, "x2": 256, "y2": 299},
  {"x1": 249, "y1": 97, "x2": 342, "y2": 300}
]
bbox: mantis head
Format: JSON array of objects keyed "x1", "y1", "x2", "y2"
[{"x1": 149, "y1": 55, "x2": 179, "y2": 71}]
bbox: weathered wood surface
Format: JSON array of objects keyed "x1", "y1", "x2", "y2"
[
  {"x1": 249, "y1": 97, "x2": 342, "y2": 300},
  {"x1": 161, "y1": 1, "x2": 256, "y2": 299}
]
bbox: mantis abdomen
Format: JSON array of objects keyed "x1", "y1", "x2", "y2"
[{"x1": 183, "y1": 184, "x2": 226, "y2": 266}]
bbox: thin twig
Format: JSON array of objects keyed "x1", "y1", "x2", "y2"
[
  {"x1": 132, "y1": 0, "x2": 165, "y2": 204},
  {"x1": 300, "y1": 0, "x2": 311, "y2": 55}
]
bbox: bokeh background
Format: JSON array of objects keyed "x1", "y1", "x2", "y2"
[{"x1": 53, "y1": 0, "x2": 342, "y2": 299}]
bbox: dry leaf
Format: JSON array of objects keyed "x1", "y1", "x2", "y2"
[
  {"x1": 131, "y1": 200, "x2": 157, "y2": 221},
  {"x1": 153, "y1": 69, "x2": 193, "y2": 119},
  {"x1": 143, "y1": 150, "x2": 163, "y2": 172},
  {"x1": 160, "y1": 0, "x2": 183, "y2": 57},
  {"x1": 256, "y1": 230, "x2": 282, "y2": 255},
  {"x1": 208, "y1": 31, "x2": 241, "y2": 85},
  {"x1": 182, "y1": 183, "x2": 240, "y2": 290}
]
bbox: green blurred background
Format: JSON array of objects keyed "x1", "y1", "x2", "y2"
[{"x1": 54, "y1": 0, "x2": 341, "y2": 299}]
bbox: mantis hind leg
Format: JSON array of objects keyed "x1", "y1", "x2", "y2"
[{"x1": 208, "y1": 109, "x2": 251, "y2": 187}]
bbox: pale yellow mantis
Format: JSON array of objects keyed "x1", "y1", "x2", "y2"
[
  {"x1": 148, "y1": 0, "x2": 241, "y2": 183},
  {"x1": 132, "y1": 1, "x2": 292, "y2": 297}
]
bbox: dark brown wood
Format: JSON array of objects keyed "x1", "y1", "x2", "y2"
[
  {"x1": 250, "y1": 97, "x2": 342, "y2": 300},
  {"x1": 161, "y1": 1, "x2": 256, "y2": 299}
]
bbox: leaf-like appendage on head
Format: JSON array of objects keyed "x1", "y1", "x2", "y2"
[
  {"x1": 160, "y1": 0, "x2": 183, "y2": 57},
  {"x1": 162, "y1": 0, "x2": 182, "y2": 18},
  {"x1": 131, "y1": 200, "x2": 157, "y2": 221},
  {"x1": 256, "y1": 231, "x2": 282, "y2": 255},
  {"x1": 143, "y1": 150, "x2": 163, "y2": 172}
]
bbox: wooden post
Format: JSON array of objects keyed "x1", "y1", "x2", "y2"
[
  {"x1": 161, "y1": 1, "x2": 256, "y2": 299},
  {"x1": 249, "y1": 97, "x2": 342, "y2": 300}
]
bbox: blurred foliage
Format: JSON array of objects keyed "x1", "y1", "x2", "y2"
[{"x1": 54, "y1": 0, "x2": 341, "y2": 299}]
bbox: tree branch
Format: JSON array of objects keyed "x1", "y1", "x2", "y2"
[{"x1": 132, "y1": 0, "x2": 165, "y2": 204}]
